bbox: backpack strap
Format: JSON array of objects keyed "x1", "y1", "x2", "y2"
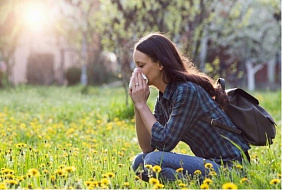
[
  {"x1": 217, "y1": 78, "x2": 226, "y2": 91},
  {"x1": 200, "y1": 117, "x2": 242, "y2": 135}
]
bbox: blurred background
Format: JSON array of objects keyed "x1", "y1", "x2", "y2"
[{"x1": 0, "y1": 0, "x2": 280, "y2": 91}]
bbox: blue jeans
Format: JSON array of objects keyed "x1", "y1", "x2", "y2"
[{"x1": 132, "y1": 151, "x2": 220, "y2": 182}]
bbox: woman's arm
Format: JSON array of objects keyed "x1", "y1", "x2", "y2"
[
  {"x1": 129, "y1": 69, "x2": 155, "y2": 153},
  {"x1": 134, "y1": 106, "x2": 155, "y2": 153}
]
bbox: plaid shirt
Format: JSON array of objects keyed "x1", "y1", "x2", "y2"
[{"x1": 151, "y1": 81, "x2": 250, "y2": 163}]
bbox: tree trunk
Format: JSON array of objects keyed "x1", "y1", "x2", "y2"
[
  {"x1": 246, "y1": 60, "x2": 264, "y2": 91},
  {"x1": 267, "y1": 58, "x2": 276, "y2": 85}
]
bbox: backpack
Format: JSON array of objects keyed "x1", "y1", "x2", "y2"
[{"x1": 202, "y1": 78, "x2": 276, "y2": 146}]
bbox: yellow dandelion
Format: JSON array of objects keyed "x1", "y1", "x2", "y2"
[
  {"x1": 235, "y1": 164, "x2": 243, "y2": 170},
  {"x1": 152, "y1": 165, "x2": 162, "y2": 173},
  {"x1": 222, "y1": 182, "x2": 238, "y2": 189},
  {"x1": 270, "y1": 178, "x2": 280, "y2": 185},
  {"x1": 17, "y1": 176, "x2": 25, "y2": 182},
  {"x1": 209, "y1": 171, "x2": 217, "y2": 176},
  {"x1": 145, "y1": 164, "x2": 153, "y2": 169},
  {"x1": 27, "y1": 168, "x2": 40, "y2": 177},
  {"x1": 203, "y1": 178, "x2": 213, "y2": 185},
  {"x1": 50, "y1": 175, "x2": 56, "y2": 182},
  {"x1": 63, "y1": 166, "x2": 75, "y2": 173},
  {"x1": 277, "y1": 174, "x2": 281, "y2": 178},
  {"x1": 102, "y1": 174, "x2": 108, "y2": 178},
  {"x1": 123, "y1": 182, "x2": 130, "y2": 187},
  {"x1": 91, "y1": 181, "x2": 99, "y2": 187},
  {"x1": 100, "y1": 178, "x2": 110, "y2": 186},
  {"x1": 5, "y1": 174, "x2": 14, "y2": 180},
  {"x1": 194, "y1": 170, "x2": 202, "y2": 175},
  {"x1": 240, "y1": 177, "x2": 249, "y2": 183},
  {"x1": 107, "y1": 172, "x2": 115, "y2": 178},
  {"x1": 2, "y1": 169, "x2": 14, "y2": 175},
  {"x1": 54, "y1": 169, "x2": 65, "y2": 176},
  {"x1": 176, "y1": 167, "x2": 184, "y2": 173},
  {"x1": 134, "y1": 175, "x2": 140, "y2": 180},
  {"x1": 84, "y1": 181, "x2": 92, "y2": 187},
  {"x1": 200, "y1": 183, "x2": 209, "y2": 189},
  {"x1": 0, "y1": 182, "x2": 7, "y2": 189},
  {"x1": 204, "y1": 163, "x2": 213, "y2": 169},
  {"x1": 6, "y1": 179, "x2": 18, "y2": 186},
  {"x1": 153, "y1": 183, "x2": 164, "y2": 189},
  {"x1": 149, "y1": 177, "x2": 159, "y2": 185},
  {"x1": 178, "y1": 183, "x2": 187, "y2": 187}
]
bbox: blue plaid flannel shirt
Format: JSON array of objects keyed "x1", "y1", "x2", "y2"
[{"x1": 151, "y1": 81, "x2": 250, "y2": 164}]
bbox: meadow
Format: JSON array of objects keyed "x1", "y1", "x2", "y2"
[{"x1": 0, "y1": 85, "x2": 280, "y2": 189}]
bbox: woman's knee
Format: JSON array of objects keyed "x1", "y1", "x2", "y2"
[
  {"x1": 132, "y1": 153, "x2": 147, "y2": 172},
  {"x1": 144, "y1": 151, "x2": 165, "y2": 166}
]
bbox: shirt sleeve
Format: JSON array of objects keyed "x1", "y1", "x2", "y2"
[
  {"x1": 151, "y1": 85, "x2": 200, "y2": 151},
  {"x1": 153, "y1": 97, "x2": 166, "y2": 126}
]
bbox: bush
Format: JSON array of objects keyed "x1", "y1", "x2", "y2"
[{"x1": 65, "y1": 67, "x2": 81, "y2": 86}]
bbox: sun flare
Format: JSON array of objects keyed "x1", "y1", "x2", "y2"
[{"x1": 23, "y1": 3, "x2": 48, "y2": 31}]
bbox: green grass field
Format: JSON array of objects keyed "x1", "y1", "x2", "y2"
[{"x1": 0, "y1": 85, "x2": 280, "y2": 189}]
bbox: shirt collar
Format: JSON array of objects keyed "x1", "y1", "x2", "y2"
[{"x1": 159, "y1": 82, "x2": 178, "y2": 100}]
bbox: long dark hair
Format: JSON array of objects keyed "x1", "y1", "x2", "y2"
[{"x1": 134, "y1": 33, "x2": 227, "y2": 108}]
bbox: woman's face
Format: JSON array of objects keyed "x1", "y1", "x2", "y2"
[{"x1": 133, "y1": 50, "x2": 163, "y2": 86}]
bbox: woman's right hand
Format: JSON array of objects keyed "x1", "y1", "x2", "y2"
[{"x1": 129, "y1": 69, "x2": 150, "y2": 107}]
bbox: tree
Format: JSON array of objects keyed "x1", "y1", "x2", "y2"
[
  {"x1": 57, "y1": 0, "x2": 102, "y2": 86},
  {"x1": 0, "y1": 0, "x2": 22, "y2": 87},
  {"x1": 208, "y1": 0, "x2": 280, "y2": 91}
]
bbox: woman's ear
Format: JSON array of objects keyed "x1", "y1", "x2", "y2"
[{"x1": 158, "y1": 62, "x2": 164, "y2": 71}]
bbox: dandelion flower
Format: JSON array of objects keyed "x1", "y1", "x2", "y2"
[
  {"x1": 153, "y1": 183, "x2": 164, "y2": 189},
  {"x1": 84, "y1": 181, "x2": 92, "y2": 187},
  {"x1": 134, "y1": 176, "x2": 140, "y2": 180},
  {"x1": 100, "y1": 178, "x2": 110, "y2": 186},
  {"x1": 0, "y1": 183, "x2": 7, "y2": 189},
  {"x1": 91, "y1": 181, "x2": 98, "y2": 187},
  {"x1": 152, "y1": 165, "x2": 162, "y2": 173},
  {"x1": 107, "y1": 172, "x2": 115, "y2": 178},
  {"x1": 200, "y1": 183, "x2": 209, "y2": 189},
  {"x1": 209, "y1": 171, "x2": 217, "y2": 176},
  {"x1": 240, "y1": 177, "x2": 249, "y2": 183},
  {"x1": 149, "y1": 178, "x2": 159, "y2": 185},
  {"x1": 270, "y1": 178, "x2": 280, "y2": 185},
  {"x1": 178, "y1": 183, "x2": 187, "y2": 188},
  {"x1": 6, "y1": 180, "x2": 18, "y2": 186},
  {"x1": 222, "y1": 182, "x2": 238, "y2": 189},
  {"x1": 203, "y1": 178, "x2": 213, "y2": 185},
  {"x1": 123, "y1": 182, "x2": 130, "y2": 187},
  {"x1": 27, "y1": 168, "x2": 40, "y2": 177},
  {"x1": 176, "y1": 168, "x2": 184, "y2": 173},
  {"x1": 194, "y1": 170, "x2": 202, "y2": 175},
  {"x1": 235, "y1": 164, "x2": 243, "y2": 170},
  {"x1": 145, "y1": 164, "x2": 153, "y2": 169},
  {"x1": 204, "y1": 163, "x2": 213, "y2": 169},
  {"x1": 63, "y1": 166, "x2": 76, "y2": 173}
]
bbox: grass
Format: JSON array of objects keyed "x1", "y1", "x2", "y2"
[{"x1": 0, "y1": 85, "x2": 280, "y2": 189}]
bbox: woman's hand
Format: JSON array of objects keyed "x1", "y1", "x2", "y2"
[{"x1": 129, "y1": 69, "x2": 150, "y2": 109}]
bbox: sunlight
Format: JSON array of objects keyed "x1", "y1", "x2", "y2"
[{"x1": 22, "y1": 2, "x2": 48, "y2": 31}]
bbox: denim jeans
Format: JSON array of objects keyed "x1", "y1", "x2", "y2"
[{"x1": 132, "y1": 151, "x2": 220, "y2": 182}]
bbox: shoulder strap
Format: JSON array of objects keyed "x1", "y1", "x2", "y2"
[
  {"x1": 200, "y1": 117, "x2": 242, "y2": 135},
  {"x1": 217, "y1": 78, "x2": 226, "y2": 91}
]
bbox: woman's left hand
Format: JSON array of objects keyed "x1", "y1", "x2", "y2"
[{"x1": 129, "y1": 69, "x2": 150, "y2": 109}]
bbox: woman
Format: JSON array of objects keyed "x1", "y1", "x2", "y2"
[{"x1": 129, "y1": 33, "x2": 250, "y2": 182}]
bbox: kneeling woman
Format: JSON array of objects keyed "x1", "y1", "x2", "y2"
[{"x1": 129, "y1": 33, "x2": 250, "y2": 182}]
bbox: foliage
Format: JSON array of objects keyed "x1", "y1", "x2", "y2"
[
  {"x1": 0, "y1": 85, "x2": 280, "y2": 189},
  {"x1": 65, "y1": 67, "x2": 81, "y2": 86},
  {"x1": 26, "y1": 53, "x2": 55, "y2": 85}
]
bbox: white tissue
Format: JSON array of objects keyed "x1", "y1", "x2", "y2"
[{"x1": 129, "y1": 68, "x2": 148, "y2": 89}]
